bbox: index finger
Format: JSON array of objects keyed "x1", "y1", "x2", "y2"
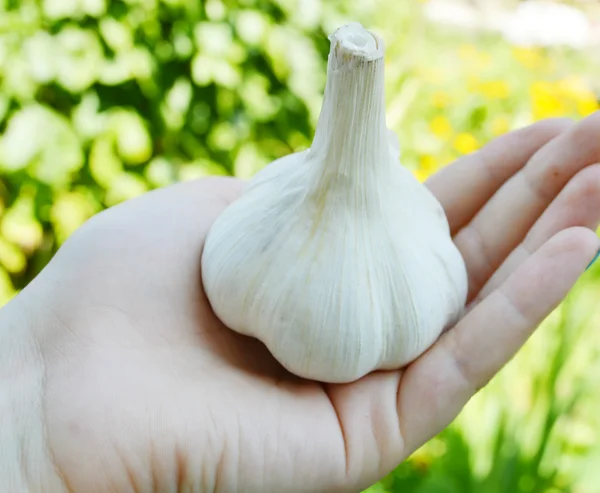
[{"x1": 425, "y1": 119, "x2": 573, "y2": 235}]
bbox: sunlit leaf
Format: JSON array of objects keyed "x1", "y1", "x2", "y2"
[
  {"x1": 191, "y1": 54, "x2": 214, "y2": 86},
  {"x1": 42, "y1": 0, "x2": 79, "y2": 20},
  {"x1": 3, "y1": 58, "x2": 38, "y2": 100},
  {"x1": 145, "y1": 156, "x2": 176, "y2": 187},
  {"x1": 234, "y1": 142, "x2": 268, "y2": 179},
  {"x1": 0, "y1": 265, "x2": 16, "y2": 305},
  {"x1": 208, "y1": 121, "x2": 238, "y2": 151},
  {"x1": 72, "y1": 92, "x2": 106, "y2": 140},
  {"x1": 0, "y1": 237, "x2": 27, "y2": 274},
  {"x1": 236, "y1": 10, "x2": 268, "y2": 45},
  {"x1": 0, "y1": 106, "x2": 44, "y2": 171},
  {"x1": 80, "y1": 0, "x2": 107, "y2": 17},
  {"x1": 205, "y1": 0, "x2": 226, "y2": 21},
  {"x1": 55, "y1": 26, "x2": 104, "y2": 92},
  {"x1": 23, "y1": 30, "x2": 56, "y2": 84},
  {"x1": 105, "y1": 172, "x2": 148, "y2": 206},
  {"x1": 1, "y1": 195, "x2": 43, "y2": 253},
  {"x1": 162, "y1": 77, "x2": 192, "y2": 130},
  {"x1": 212, "y1": 59, "x2": 241, "y2": 88},
  {"x1": 50, "y1": 190, "x2": 99, "y2": 244},
  {"x1": 178, "y1": 159, "x2": 229, "y2": 181},
  {"x1": 173, "y1": 32, "x2": 194, "y2": 58},
  {"x1": 89, "y1": 135, "x2": 123, "y2": 188},
  {"x1": 109, "y1": 109, "x2": 152, "y2": 165},
  {"x1": 0, "y1": 105, "x2": 83, "y2": 186},
  {"x1": 99, "y1": 17, "x2": 134, "y2": 52},
  {"x1": 194, "y1": 22, "x2": 232, "y2": 56},
  {"x1": 241, "y1": 73, "x2": 281, "y2": 121}
]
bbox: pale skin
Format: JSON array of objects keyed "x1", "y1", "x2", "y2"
[{"x1": 2, "y1": 114, "x2": 600, "y2": 493}]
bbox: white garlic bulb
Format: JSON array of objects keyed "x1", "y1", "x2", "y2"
[{"x1": 201, "y1": 22, "x2": 468, "y2": 383}]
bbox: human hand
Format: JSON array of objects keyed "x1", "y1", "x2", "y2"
[{"x1": 1, "y1": 115, "x2": 599, "y2": 493}]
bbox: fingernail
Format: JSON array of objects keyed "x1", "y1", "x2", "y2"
[{"x1": 586, "y1": 250, "x2": 600, "y2": 271}]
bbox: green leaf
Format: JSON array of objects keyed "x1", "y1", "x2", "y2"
[
  {"x1": 89, "y1": 135, "x2": 123, "y2": 188},
  {"x1": 50, "y1": 190, "x2": 99, "y2": 244},
  {"x1": 0, "y1": 265, "x2": 16, "y2": 305},
  {"x1": 0, "y1": 105, "x2": 83, "y2": 186},
  {"x1": 99, "y1": 17, "x2": 134, "y2": 52},
  {"x1": 108, "y1": 109, "x2": 152, "y2": 165},
  {"x1": 234, "y1": 142, "x2": 268, "y2": 179},
  {"x1": 104, "y1": 172, "x2": 148, "y2": 206},
  {"x1": 145, "y1": 156, "x2": 176, "y2": 187},
  {"x1": 178, "y1": 159, "x2": 229, "y2": 181},
  {"x1": 55, "y1": 26, "x2": 104, "y2": 92},
  {"x1": 1, "y1": 195, "x2": 43, "y2": 253},
  {"x1": 0, "y1": 237, "x2": 27, "y2": 274}
]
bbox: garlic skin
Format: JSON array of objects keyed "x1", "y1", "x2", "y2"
[{"x1": 201, "y1": 23, "x2": 468, "y2": 383}]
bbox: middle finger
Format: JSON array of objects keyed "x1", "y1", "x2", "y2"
[{"x1": 453, "y1": 111, "x2": 600, "y2": 300}]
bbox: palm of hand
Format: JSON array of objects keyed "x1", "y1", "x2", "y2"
[{"x1": 25, "y1": 117, "x2": 600, "y2": 492}]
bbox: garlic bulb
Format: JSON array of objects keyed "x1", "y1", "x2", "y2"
[{"x1": 201, "y1": 22, "x2": 468, "y2": 383}]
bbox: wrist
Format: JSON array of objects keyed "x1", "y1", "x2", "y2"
[{"x1": 0, "y1": 296, "x2": 66, "y2": 492}]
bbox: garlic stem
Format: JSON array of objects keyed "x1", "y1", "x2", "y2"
[{"x1": 310, "y1": 23, "x2": 389, "y2": 183}]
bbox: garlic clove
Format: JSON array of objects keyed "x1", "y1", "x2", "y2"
[{"x1": 201, "y1": 22, "x2": 468, "y2": 384}]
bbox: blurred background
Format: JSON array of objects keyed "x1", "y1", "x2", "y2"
[{"x1": 1, "y1": 0, "x2": 599, "y2": 491}]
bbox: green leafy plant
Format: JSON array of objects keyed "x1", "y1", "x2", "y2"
[{"x1": 0, "y1": 0, "x2": 363, "y2": 300}]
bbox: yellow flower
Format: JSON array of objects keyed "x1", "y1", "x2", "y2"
[
  {"x1": 578, "y1": 98, "x2": 599, "y2": 117},
  {"x1": 530, "y1": 81, "x2": 564, "y2": 120},
  {"x1": 491, "y1": 116, "x2": 510, "y2": 136},
  {"x1": 413, "y1": 168, "x2": 430, "y2": 183},
  {"x1": 429, "y1": 116, "x2": 452, "y2": 139},
  {"x1": 556, "y1": 76, "x2": 599, "y2": 117},
  {"x1": 420, "y1": 154, "x2": 437, "y2": 173},
  {"x1": 556, "y1": 76, "x2": 589, "y2": 99},
  {"x1": 453, "y1": 133, "x2": 479, "y2": 155},
  {"x1": 479, "y1": 80, "x2": 510, "y2": 100}
]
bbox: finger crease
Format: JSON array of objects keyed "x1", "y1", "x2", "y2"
[
  {"x1": 521, "y1": 168, "x2": 558, "y2": 205},
  {"x1": 479, "y1": 149, "x2": 504, "y2": 184},
  {"x1": 497, "y1": 288, "x2": 531, "y2": 331},
  {"x1": 518, "y1": 235, "x2": 536, "y2": 261},
  {"x1": 461, "y1": 225, "x2": 496, "y2": 281},
  {"x1": 322, "y1": 386, "x2": 350, "y2": 481},
  {"x1": 442, "y1": 330, "x2": 478, "y2": 394}
]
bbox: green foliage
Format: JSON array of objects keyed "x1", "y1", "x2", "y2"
[{"x1": 0, "y1": 0, "x2": 365, "y2": 299}]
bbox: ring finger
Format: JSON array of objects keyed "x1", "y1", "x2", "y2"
[{"x1": 472, "y1": 163, "x2": 600, "y2": 305}]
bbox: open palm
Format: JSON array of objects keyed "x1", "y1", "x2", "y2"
[{"x1": 10, "y1": 115, "x2": 600, "y2": 493}]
